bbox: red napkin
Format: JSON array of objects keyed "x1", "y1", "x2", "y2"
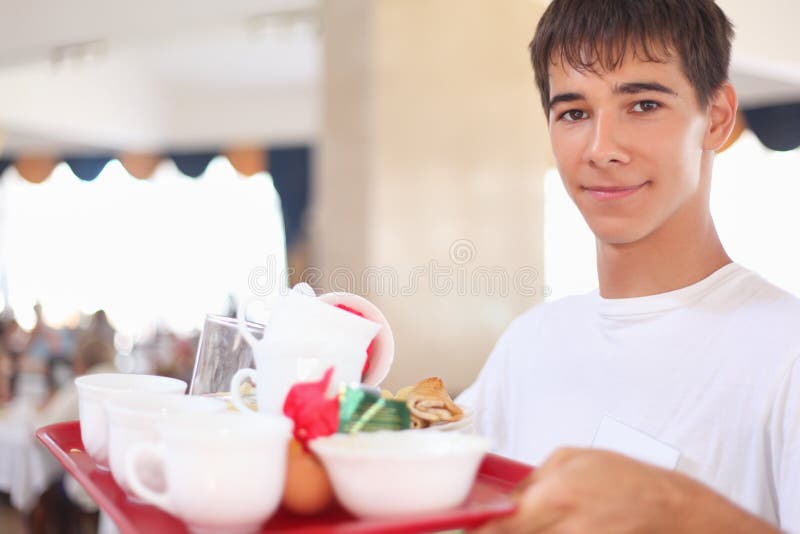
[{"x1": 282, "y1": 367, "x2": 340, "y2": 450}]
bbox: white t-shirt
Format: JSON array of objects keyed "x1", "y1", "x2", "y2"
[{"x1": 458, "y1": 263, "x2": 800, "y2": 531}]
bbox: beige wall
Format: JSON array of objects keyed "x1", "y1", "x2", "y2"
[{"x1": 316, "y1": 0, "x2": 552, "y2": 394}]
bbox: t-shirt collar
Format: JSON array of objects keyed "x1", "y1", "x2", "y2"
[{"x1": 595, "y1": 262, "x2": 743, "y2": 317}]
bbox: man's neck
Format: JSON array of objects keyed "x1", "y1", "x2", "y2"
[{"x1": 596, "y1": 202, "x2": 731, "y2": 299}]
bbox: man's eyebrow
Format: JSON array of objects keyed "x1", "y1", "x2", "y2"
[
  {"x1": 614, "y1": 82, "x2": 677, "y2": 96},
  {"x1": 548, "y1": 92, "x2": 584, "y2": 108}
]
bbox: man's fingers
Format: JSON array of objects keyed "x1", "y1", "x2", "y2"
[
  {"x1": 474, "y1": 449, "x2": 586, "y2": 534},
  {"x1": 540, "y1": 447, "x2": 581, "y2": 473},
  {"x1": 475, "y1": 470, "x2": 568, "y2": 534},
  {"x1": 472, "y1": 511, "x2": 550, "y2": 534},
  {"x1": 514, "y1": 475, "x2": 569, "y2": 532},
  {"x1": 508, "y1": 447, "x2": 579, "y2": 498},
  {"x1": 511, "y1": 471, "x2": 538, "y2": 498},
  {"x1": 471, "y1": 517, "x2": 514, "y2": 534}
]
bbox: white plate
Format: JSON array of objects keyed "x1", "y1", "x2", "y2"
[
  {"x1": 317, "y1": 292, "x2": 395, "y2": 387},
  {"x1": 418, "y1": 405, "x2": 474, "y2": 432}
]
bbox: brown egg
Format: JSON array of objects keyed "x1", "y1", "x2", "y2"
[{"x1": 282, "y1": 438, "x2": 335, "y2": 515}]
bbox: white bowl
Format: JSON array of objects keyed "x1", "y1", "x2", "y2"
[
  {"x1": 105, "y1": 393, "x2": 226, "y2": 495},
  {"x1": 310, "y1": 431, "x2": 489, "y2": 518},
  {"x1": 317, "y1": 292, "x2": 394, "y2": 386},
  {"x1": 75, "y1": 373, "x2": 187, "y2": 468}
]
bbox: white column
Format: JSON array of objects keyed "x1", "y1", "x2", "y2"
[{"x1": 316, "y1": 0, "x2": 551, "y2": 393}]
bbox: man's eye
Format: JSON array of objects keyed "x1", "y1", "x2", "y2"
[
  {"x1": 632, "y1": 100, "x2": 660, "y2": 113},
  {"x1": 560, "y1": 110, "x2": 588, "y2": 122}
]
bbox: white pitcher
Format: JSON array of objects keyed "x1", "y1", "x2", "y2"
[{"x1": 231, "y1": 288, "x2": 381, "y2": 414}]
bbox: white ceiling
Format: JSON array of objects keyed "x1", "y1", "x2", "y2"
[
  {"x1": 0, "y1": 0, "x2": 321, "y2": 154},
  {"x1": 0, "y1": 0, "x2": 316, "y2": 67},
  {"x1": 0, "y1": 0, "x2": 797, "y2": 155}
]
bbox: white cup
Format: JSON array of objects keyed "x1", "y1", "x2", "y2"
[
  {"x1": 75, "y1": 373, "x2": 187, "y2": 468},
  {"x1": 125, "y1": 412, "x2": 292, "y2": 534},
  {"x1": 232, "y1": 290, "x2": 381, "y2": 415},
  {"x1": 229, "y1": 357, "x2": 327, "y2": 415},
  {"x1": 105, "y1": 393, "x2": 226, "y2": 495}
]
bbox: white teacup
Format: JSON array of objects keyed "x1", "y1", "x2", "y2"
[
  {"x1": 75, "y1": 373, "x2": 187, "y2": 468},
  {"x1": 229, "y1": 357, "x2": 326, "y2": 415},
  {"x1": 105, "y1": 393, "x2": 226, "y2": 495},
  {"x1": 125, "y1": 412, "x2": 292, "y2": 534}
]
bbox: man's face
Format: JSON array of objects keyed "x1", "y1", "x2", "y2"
[{"x1": 547, "y1": 53, "x2": 710, "y2": 245}]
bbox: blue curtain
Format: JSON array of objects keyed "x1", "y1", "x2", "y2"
[
  {"x1": 65, "y1": 156, "x2": 113, "y2": 181},
  {"x1": 744, "y1": 102, "x2": 800, "y2": 152},
  {"x1": 169, "y1": 152, "x2": 218, "y2": 179},
  {"x1": 268, "y1": 146, "x2": 311, "y2": 249},
  {"x1": 0, "y1": 159, "x2": 12, "y2": 178}
]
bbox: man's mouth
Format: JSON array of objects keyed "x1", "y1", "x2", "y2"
[{"x1": 582, "y1": 181, "x2": 650, "y2": 200}]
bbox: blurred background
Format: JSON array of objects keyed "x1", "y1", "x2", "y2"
[{"x1": 0, "y1": 0, "x2": 798, "y2": 532}]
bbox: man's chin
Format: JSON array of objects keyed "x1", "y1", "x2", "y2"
[{"x1": 589, "y1": 224, "x2": 650, "y2": 248}]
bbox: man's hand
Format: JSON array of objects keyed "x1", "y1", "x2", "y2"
[{"x1": 474, "y1": 448, "x2": 779, "y2": 534}]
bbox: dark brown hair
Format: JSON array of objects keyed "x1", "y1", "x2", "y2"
[{"x1": 529, "y1": 0, "x2": 734, "y2": 113}]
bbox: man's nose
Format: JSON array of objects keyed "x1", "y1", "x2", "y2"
[{"x1": 583, "y1": 112, "x2": 631, "y2": 168}]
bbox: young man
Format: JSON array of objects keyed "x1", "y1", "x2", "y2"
[{"x1": 460, "y1": 0, "x2": 800, "y2": 532}]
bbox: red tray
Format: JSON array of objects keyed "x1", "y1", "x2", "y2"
[{"x1": 36, "y1": 421, "x2": 531, "y2": 534}]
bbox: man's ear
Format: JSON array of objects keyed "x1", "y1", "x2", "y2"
[{"x1": 703, "y1": 82, "x2": 738, "y2": 151}]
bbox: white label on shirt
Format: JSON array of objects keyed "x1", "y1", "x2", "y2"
[{"x1": 591, "y1": 415, "x2": 680, "y2": 470}]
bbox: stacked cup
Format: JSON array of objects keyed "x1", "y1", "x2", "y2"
[
  {"x1": 74, "y1": 373, "x2": 188, "y2": 470},
  {"x1": 73, "y1": 288, "x2": 398, "y2": 532},
  {"x1": 75, "y1": 371, "x2": 293, "y2": 534}
]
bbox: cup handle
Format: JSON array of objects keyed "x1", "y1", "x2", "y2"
[
  {"x1": 125, "y1": 442, "x2": 172, "y2": 513},
  {"x1": 236, "y1": 296, "x2": 263, "y2": 349},
  {"x1": 230, "y1": 368, "x2": 258, "y2": 414},
  {"x1": 292, "y1": 282, "x2": 316, "y2": 297}
]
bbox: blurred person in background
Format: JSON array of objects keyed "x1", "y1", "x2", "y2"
[
  {"x1": 0, "y1": 319, "x2": 12, "y2": 402},
  {"x1": 0, "y1": 314, "x2": 26, "y2": 403},
  {"x1": 36, "y1": 336, "x2": 116, "y2": 426},
  {"x1": 157, "y1": 332, "x2": 197, "y2": 386},
  {"x1": 22, "y1": 303, "x2": 63, "y2": 372},
  {"x1": 15, "y1": 303, "x2": 76, "y2": 404},
  {"x1": 83, "y1": 310, "x2": 114, "y2": 350},
  {"x1": 26, "y1": 333, "x2": 115, "y2": 534},
  {"x1": 0, "y1": 309, "x2": 113, "y2": 534}
]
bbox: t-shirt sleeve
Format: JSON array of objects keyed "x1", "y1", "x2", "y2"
[
  {"x1": 456, "y1": 330, "x2": 514, "y2": 455},
  {"x1": 772, "y1": 355, "x2": 800, "y2": 533}
]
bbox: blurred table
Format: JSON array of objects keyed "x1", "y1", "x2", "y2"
[{"x1": 0, "y1": 400, "x2": 63, "y2": 512}]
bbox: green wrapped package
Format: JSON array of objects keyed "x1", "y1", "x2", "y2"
[{"x1": 338, "y1": 385, "x2": 411, "y2": 433}]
